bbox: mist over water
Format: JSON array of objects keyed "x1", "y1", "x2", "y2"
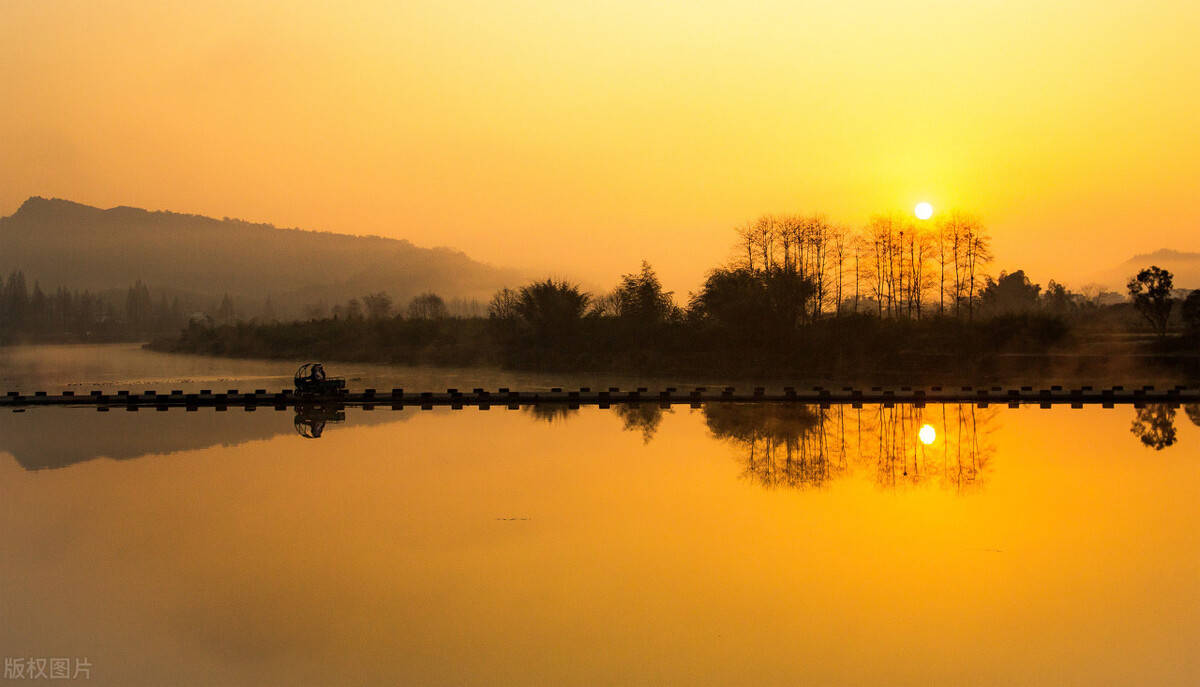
[{"x1": 0, "y1": 343, "x2": 752, "y2": 395}]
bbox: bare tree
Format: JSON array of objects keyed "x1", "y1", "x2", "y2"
[
  {"x1": 962, "y1": 218, "x2": 992, "y2": 320},
  {"x1": 487, "y1": 287, "x2": 520, "y2": 320},
  {"x1": 751, "y1": 215, "x2": 777, "y2": 270},
  {"x1": 805, "y1": 215, "x2": 831, "y2": 318},
  {"x1": 938, "y1": 211, "x2": 988, "y2": 318},
  {"x1": 778, "y1": 215, "x2": 795, "y2": 273},
  {"x1": 852, "y1": 231, "x2": 865, "y2": 314},
  {"x1": 736, "y1": 222, "x2": 756, "y2": 270},
  {"x1": 906, "y1": 223, "x2": 935, "y2": 318},
  {"x1": 830, "y1": 224, "x2": 848, "y2": 315},
  {"x1": 866, "y1": 214, "x2": 901, "y2": 317},
  {"x1": 935, "y1": 218, "x2": 949, "y2": 316}
]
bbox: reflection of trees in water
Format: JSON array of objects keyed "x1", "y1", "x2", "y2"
[
  {"x1": 1131, "y1": 405, "x2": 1177, "y2": 450},
  {"x1": 704, "y1": 404, "x2": 833, "y2": 489},
  {"x1": 615, "y1": 403, "x2": 669, "y2": 443},
  {"x1": 518, "y1": 400, "x2": 1196, "y2": 471},
  {"x1": 521, "y1": 402, "x2": 670, "y2": 441},
  {"x1": 705, "y1": 403, "x2": 995, "y2": 492},
  {"x1": 522, "y1": 404, "x2": 580, "y2": 424},
  {"x1": 929, "y1": 403, "x2": 994, "y2": 492}
]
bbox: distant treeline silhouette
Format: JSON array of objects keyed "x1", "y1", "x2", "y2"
[
  {"x1": 0, "y1": 272, "x2": 195, "y2": 344},
  {"x1": 0, "y1": 270, "x2": 488, "y2": 346},
  {"x1": 148, "y1": 211, "x2": 1200, "y2": 378}
]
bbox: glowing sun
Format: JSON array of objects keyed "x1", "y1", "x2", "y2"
[
  {"x1": 914, "y1": 202, "x2": 933, "y2": 220},
  {"x1": 918, "y1": 424, "x2": 937, "y2": 445}
]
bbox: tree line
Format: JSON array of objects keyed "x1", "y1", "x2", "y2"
[
  {"x1": 14, "y1": 205, "x2": 1199, "y2": 376},
  {"x1": 152, "y1": 207, "x2": 1200, "y2": 376},
  {"x1": 0, "y1": 272, "x2": 193, "y2": 344},
  {"x1": 731, "y1": 211, "x2": 993, "y2": 319},
  {"x1": 0, "y1": 268, "x2": 494, "y2": 345}
]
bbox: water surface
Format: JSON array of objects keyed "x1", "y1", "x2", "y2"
[
  {"x1": 2, "y1": 400, "x2": 1198, "y2": 685},
  {"x1": 0, "y1": 343, "x2": 727, "y2": 394}
]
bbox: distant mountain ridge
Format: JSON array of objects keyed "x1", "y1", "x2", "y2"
[
  {"x1": 1104, "y1": 248, "x2": 1200, "y2": 291},
  {"x1": 1125, "y1": 248, "x2": 1200, "y2": 264},
  {"x1": 0, "y1": 197, "x2": 518, "y2": 315}
]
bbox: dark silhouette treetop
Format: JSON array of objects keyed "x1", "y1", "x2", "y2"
[
  {"x1": 611, "y1": 261, "x2": 677, "y2": 325},
  {"x1": 515, "y1": 279, "x2": 590, "y2": 342},
  {"x1": 406, "y1": 292, "x2": 446, "y2": 320},
  {"x1": 1127, "y1": 265, "x2": 1174, "y2": 337},
  {"x1": 979, "y1": 270, "x2": 1040, "y2": 315},
  {"x1": 1131, "y1": 405, "x2": 1177, "y2": 450}
]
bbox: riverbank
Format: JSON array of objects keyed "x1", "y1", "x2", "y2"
[{"x1": 147, "y1": 316, "x2": 1200, "y2": 386}]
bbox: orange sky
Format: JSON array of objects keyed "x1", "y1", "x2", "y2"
[{"x1": 2, "y1": 0, "x2": 1198, "y2": 294}]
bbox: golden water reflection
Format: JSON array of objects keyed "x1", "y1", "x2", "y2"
[
  {"x1": 1, "y1": 404, "x2": 1198, "y2": 685},
  {"x1": 706, "y1": 403, "x2": 994, "y2": 493}
]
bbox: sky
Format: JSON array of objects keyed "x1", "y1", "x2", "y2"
[{"x1": 2, "y1": 0, "x2": 1199, "y2": 295}]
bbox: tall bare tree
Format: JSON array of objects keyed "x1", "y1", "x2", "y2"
[{"x1": 830, "y1": 224, "x2": 848, "y2": 315}]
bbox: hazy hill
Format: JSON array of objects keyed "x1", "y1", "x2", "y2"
[
  {"x1": 0, "y1": 406, "x2": 411, "y2": 470},
  {"x1": 1091, "y1": 248, "x2": 1200, "y2": 292},
  {"x1": 0, "y1": 197, "x2": 518, "y2": 315}
]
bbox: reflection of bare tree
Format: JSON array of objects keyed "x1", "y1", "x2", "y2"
[
  {"x1": 614, "y1": 403, "x2": 668, "y2": 443},
  {"x1": 1131, "y1": 405, "x2": 1177, "y2": 450},
  {"x1": 705, "y1": 403, "x2": 995, "y2": 493},
  {"x1": 860, "y1": 403, "x2": 995, "y2": 493},
  {"x1": 935, "y1": 403, "x2": 994, "y2": 493},
  {"x1": 522, "y1": 404, "x2": 579, "y2": 424}
]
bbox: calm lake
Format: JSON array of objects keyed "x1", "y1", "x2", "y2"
[{"x1": 2, "y1": 345, "x2": 1198, "y2": 685}]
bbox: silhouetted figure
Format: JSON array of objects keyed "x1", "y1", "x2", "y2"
[
  {"x1": 293, "y1": 363, "x2": 345, "y2": 394},
  {"x1": 294, "y1": 405, "x2": 346, "y2": 438}
]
